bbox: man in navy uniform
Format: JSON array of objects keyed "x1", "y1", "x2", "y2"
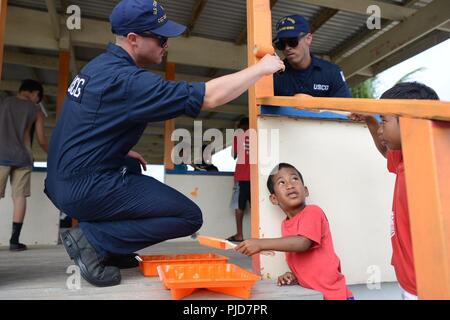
[
  {"x1": 44, "y1": 0, "x2": 284, "y2": 287},
  {"x1": 273, "y1": 15, "x2": 351, "y2": 98}
]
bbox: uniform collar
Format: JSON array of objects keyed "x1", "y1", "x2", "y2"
[
  {"x1": 285, "y1": 54, "x2": 322, "y2": 72},
  {"x1": 107, "y1": 43, "x2": 137, "y2": 66}
]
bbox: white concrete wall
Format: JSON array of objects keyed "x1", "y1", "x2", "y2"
[
  {"x1": 257, "y1": 116, "x2": 397, "y2": 285},
  {"x1": 165, "y1": 174, "x2": 251, "y2": 242},
  {"x1": 0, "y1": 172, "x2": 60, "y2": 247}
]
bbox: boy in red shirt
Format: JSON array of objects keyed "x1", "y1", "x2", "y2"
[
  {"x1": 350, "y1": 82, "x2": 440, "y2": 299},
  {"x1": 235, "y1": 163, "x2": 352, "y2": 300},
  {"x1": 228, "y1": 117, "x2": 251, "y2": 242}
]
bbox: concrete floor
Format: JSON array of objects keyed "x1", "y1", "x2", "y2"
[
  {"x1": 0, "y1": 239, "x2": 402, "y2": 300},
  {"x1": 0, "y1": 241, "x2": 323, "y2": 300}
]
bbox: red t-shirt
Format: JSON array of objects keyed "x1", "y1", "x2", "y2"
[
  {"x1": 233, "y1": 130, "x2": 250, "y2": 181},
  {"x1": 281, "y1": 205, "x2": 352, "y2": 300},
  {"x1": 387, "y1": 150, "x2": 416, "y2": 295}
]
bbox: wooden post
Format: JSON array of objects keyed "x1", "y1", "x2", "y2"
[
  {"x1": 164, "y1": 63, "x2": 176, "y2": 170},
  {"x1": 56, "y1": 50, "x2": 71, "y2": 118},
  {"x1": 400, "y1": 118, "x2": 450, "y2": 299},
  {"x1": 0, "y1": 0, "x2": 7, "y2": 80},
  {"x1": 246, "y1": 0, "x2": 274, "y2": 275}
]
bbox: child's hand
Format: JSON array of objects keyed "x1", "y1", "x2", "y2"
[
  {"x1": 277, "y1": 272, "x2": 298, "y2": 286},
  {"x1": 349, "y1": 113, "x2": 378, "y2": 124},
  {"x1": 234, "y1": 239, "x2": 263, "y2": 256}
]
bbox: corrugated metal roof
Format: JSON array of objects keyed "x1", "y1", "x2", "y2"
[
  {"x1": 5, "y1": 0, "x2": 439, "y2": 78},
  {"x1": 160, "y1": 0, "x2": 198, "y2": 26},
  {"x1": 192, "y1": 0, "x2": 247, "y2": 42},
  {"x1": 313, "y1": 11, "x2": 368, "y2": 54},
  {"x1": 8, "y1": 0, "x2": 47, "y2": 12}
]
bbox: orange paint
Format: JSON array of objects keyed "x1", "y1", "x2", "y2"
[
  {"x1": 164, "y1": 63, "x2": 176, "y2": 170},
  {"x1": 400, "y1": 118, "x2": 450, "y2": 299},
  {"x1": 247, "y1": 0, "x2": 276, "y2": 275},
  {"x1": 253, "y1": 44, "x2": 274, "y2": 58},
  {"x1": 257, "y1": 96, "x2": 450, "y2": 121},
  {"x1": 190, "y1": 187, "x2": 199, "y2": 198}
]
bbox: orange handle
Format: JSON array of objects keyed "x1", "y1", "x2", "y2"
[{"x1": 253, "y1": 45, "x2": 275, "y2": 59}]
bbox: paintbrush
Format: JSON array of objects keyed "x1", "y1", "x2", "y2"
[{"x1": 197, "y1": 235, "x2": 275, "y2": 256}]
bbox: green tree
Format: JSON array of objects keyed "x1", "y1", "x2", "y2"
[{"x1": 351, "y1": 77, "x2": 377, "y2": 98}]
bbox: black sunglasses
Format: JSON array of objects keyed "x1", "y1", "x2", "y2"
[
  {"x1": 273, "y1": 33, "x2": 307, "y2": 51},
  {"x1": 136, "y1": 32, "x2": 168, "y2": 48}
]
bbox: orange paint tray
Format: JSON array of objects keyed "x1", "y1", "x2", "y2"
[
  {"x1": 157, "y1": 263, "x2": 260, "y2": 300},
  {"x1": 138, "y1": 253, "x2": 228, "y2": 277}
]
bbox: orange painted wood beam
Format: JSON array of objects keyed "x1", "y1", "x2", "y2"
[
  {"x1": 164, "y1": 62, "x2": 176, "y2": 170},
  {"x1": 247, "y1": 0, "x2": 274, "y2": 275},
  {"x1": 257, "y1": 96, "x2": 450, "y2": 121},
  {"x1": 56, "y1": 50, "x2": 71, "y2": 118},
  {"x1": 0, "y1": 0, "x2": 7, "y2": 79},
  {"x1": 400, "y1": 118, "x2": 450, "y2": 299}
]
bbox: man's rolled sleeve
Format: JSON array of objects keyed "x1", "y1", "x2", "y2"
[
  {"x1": 184, "y1": 82, "x2": 205, "y2": 118},
  {"x1": 126, "y1": 70, "x2": 205, "y2": 122}
]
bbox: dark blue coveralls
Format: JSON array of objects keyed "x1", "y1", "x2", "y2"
[
  {"x1": 45, "y1": 43, "x2": 204, "y2": 260},
  {"x1": 274, "y1": 55, "x2": 352, "y2": 97}
]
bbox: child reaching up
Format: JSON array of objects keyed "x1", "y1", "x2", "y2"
[{"x1": 349, "y1": 82, "x2": 440, "y2": 299}]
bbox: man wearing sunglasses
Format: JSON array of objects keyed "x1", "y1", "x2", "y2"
[
  {"x1": 44, "y1": 0, "x2": 285, "y2": 287},
  {"x1": 273, "y1": 15, "x2": 351, "y2": 98}
]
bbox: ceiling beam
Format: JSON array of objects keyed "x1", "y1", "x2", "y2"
[
  {"x1": 371, "y1": 30, "x2": 450, "y2": 77},
  {"x1": 330, "y1": 20, "x2": 392, "y2": 64},
  {"x1": 44, "y1": 0, "x2": 60, "y2": 40},
  {"x1": 5, "y1": 6, "x2": 247, "y2": 70},
  {"x1": 185, "y1": 0, "x2": 208, "y2": 37},
  {"x1": 438, "y1": 22, "x2": 450, "y2": 33},
  {"x1": 331, "y1": 0, "x2": 448, "y2": 64},
  {"x1": 289, "y1": 0, "x2": 416, "y2": 21},
  {"x1": 2, "y1": 50, "x2": 237, "y2": 82},
  {"x1": 404, "y1": 0, "x2": 424, "y2": 7},
  {"x1": 310, "y1": 8, "x2": 339, "y2": 34},
  {"x1": 3, "y1": 50, "x2": 60, "y2": 70},
  {"x1": 338, "y1": 0, "x2": 450, "y2": 79}
]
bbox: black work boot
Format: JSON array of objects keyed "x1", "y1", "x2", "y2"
[
  {"x1": 104, "y1": 253, "x2": 139, "y2": 269},
  {"x1": 9, "y1": 242, "x2": 28, "y2": 251},
  {"x1": 60, "y1": 227, "x2": 121, "y2": 287}
]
